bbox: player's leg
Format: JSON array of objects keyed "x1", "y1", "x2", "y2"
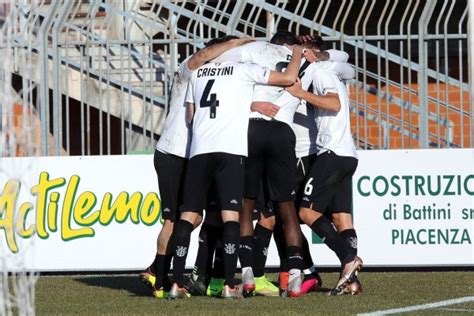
[
  {"x1": 168, "y1": 154, "x2": 211, "y2": 299},
  {"x1": 206, "y1": 239, "x2": 226, "y2": 297},
  {"x1": 331, "y1": 156, "x2": 362, "y2": 295},
  {"x1": 216, "y1": 153, "x2": 245, "y2": 299},
  {"x1": 295, "y1": 155, "x2": 322, "y2": 294},
  {"x1": 240, "y1": 119, "x2": 264, "y2": 296},
  {"x1": 253, "y1": 183, "x2": 280, "y2": 296},
  {"x1": 298, "y1": 151, "x2": 362, "y2": 296},
  {"x1": 186, "y1": 186, "x2": 223, "y2": 296},
  {"x1": 266, "y1": 121, "x2": 305, "y2": 298},
  {"x1": 140, "y1": 150, "x2": 186, "y2": 298},
  {"x1": 273, "y1": 214, "x2": 289, "y2": 293}
]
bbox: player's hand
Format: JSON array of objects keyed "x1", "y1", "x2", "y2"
[
  {"x1": 251, "y1": 101, "x2": 280, "y2": 118},
  {"x1": 292, "y1": 45, "x2": 304, "y2": 56},
  {"x1": 285, "y1": 78, "x2": 303, "y2": 97},
  {"x1": 297, "y1": 35, "x2": 316, "y2": 43}
]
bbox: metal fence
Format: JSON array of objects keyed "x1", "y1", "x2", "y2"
[{"x1": 0, "y1": 0, "x2": 472, "y2": 157}]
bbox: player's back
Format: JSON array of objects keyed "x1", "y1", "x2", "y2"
[
  {"x1": 186, "y1": 61, "x2": 270, "y2": 158},
  {"x1": 156, "y1": 57, "x2": 192, "y2": 157}
]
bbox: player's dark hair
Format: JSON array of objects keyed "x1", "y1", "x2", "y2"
[
  {"x1": 306, "y1": 36, "x2": 326, "y2": 51},
  {"x1": 205, "y1": 35, "x2": 239, "y2": 47},
  {"x1": 270, "y1": 31, "x2": 300, "y2": 46}
]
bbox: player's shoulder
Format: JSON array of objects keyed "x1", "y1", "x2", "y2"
[
  {"x1": 241, "y1": 41, "x2": 287, "y2": 55},
  {"x1": 313, "y1": 66, "x2": 339, "y2": 79}
]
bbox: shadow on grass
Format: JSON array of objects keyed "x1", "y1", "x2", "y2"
[{"x1": 74, "y1": 275, "x2": 151, "y2": 297}]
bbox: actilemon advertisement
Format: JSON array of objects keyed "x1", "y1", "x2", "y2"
[{"x1": 1, "y1": 150, "x2": 473, "y2": 271}]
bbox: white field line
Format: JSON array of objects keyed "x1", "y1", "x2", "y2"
[
  {"x1": 358, "y1": 296, "x2": 474, "y2": 316},
  {"x1": 439, "y1": 308, "x2": 474, "y2": 312}
]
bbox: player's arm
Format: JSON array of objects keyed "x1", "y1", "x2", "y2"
[
  {"x1": 250, "y1": 101, "x2": 279, "y2": 118},
  {"x1": 187, "y1": 38, "x2": 254, "y2": 70},
  {"x1": 186, "y1": 102, "x2": 195, "y2": 124},
  {"x1": 184, "y1": 78, "x2": 195, "y2": 124},
  {"x1": 331, "y1": 62, "x2": 355, "y2": 80},
  {"x1": 285, "y1": 77, "x2": 341, "y2": 112},
  {"x1": 315, "y1": 49, "x2": 349, "y2": 63},
  {"x1": 267, "y1": 45, "x2": 303, "y2": 86}
]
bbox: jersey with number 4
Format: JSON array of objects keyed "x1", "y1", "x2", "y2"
[{"x1": 185, "y1": 61, "x2": 271, "y2": 158}]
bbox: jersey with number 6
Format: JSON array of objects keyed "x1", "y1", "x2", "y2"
[{"x1": 185, "y1": 61, "x2": 271, "y2": 158}]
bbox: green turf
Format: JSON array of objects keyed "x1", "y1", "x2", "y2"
[{"x1": 34, "y1": 272, "x2": 474, "y2": 315}]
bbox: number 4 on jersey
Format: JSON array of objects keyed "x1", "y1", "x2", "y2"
[{"x1": 200, "y1": 79, "x2": 220, "y2": 119}]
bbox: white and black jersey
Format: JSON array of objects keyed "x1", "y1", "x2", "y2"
[
  {"x1": 185, "y1": 61, "x2": 271, "y2": 157},
  {"x1": 292, "y1": 59, "x2": 355, "y2": 158},
  {"x1": 214, "y1": 41, "x2": 314, "y2": 127},
  {"x1": 155, "y1": 57, "x2": 193, "y2": 158},
  {"x1": 311, "y1": 68, "x2": 357, "y2": 159}
]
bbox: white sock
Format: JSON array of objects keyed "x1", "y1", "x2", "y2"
[
  {"x1": 242, "y1": 266, "x2": 254, "y2": 285},
  {"x1": 288, "y1": 269, "x2": 301, "y2": 292}
]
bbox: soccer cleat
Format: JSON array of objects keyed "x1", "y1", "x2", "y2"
[
  {"x1": 254, "y1": 276, "x2": 279, "y2": 296},
  {"x1": 151, "y1": 286, "x2": 168, "y2": 299},
  {"x1": 344, "y1": 273, "x2": 363, "y2": 295},
  {"x1": 329, "y1": 256, "x2": 363, "y2": 296},
  {"x1": 206, "y1": 277, "x2": 225, "y2": 297},
  {"x1": 301, "y1": 272, "x2": 322, "y2": 294},
  {"x1": 139, "y1": 267, "x2": 156, "y2": 289},
  {"x1": 241, "y1": 268, "x2": 255, "y2": 297},
  {"x1": 288, "y1": 271, "x2": 303, "y2": 298},
  {"x1": 221, "y1": 285, "x2": 243, "y2": 299},
  {"x1": 185, "y1": 273, "x2": 208, "y2": 296},
  {"x1": 336, "y1": 256, "x2": 363, "y2": 289},
  {"x1": 167, "y1": 283, "x2": 191, "y2": 299},
  {"x1": 279, "y1": 272, "x2": 289, "y2": 293}
]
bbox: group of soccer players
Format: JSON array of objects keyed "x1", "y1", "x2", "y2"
[{"x1": 139, "y1": 31, "x2": 363, "y2": 299}]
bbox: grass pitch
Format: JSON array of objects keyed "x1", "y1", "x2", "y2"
[{"x1": 35, "y1": 271, "x2": 474, "y2": 315}]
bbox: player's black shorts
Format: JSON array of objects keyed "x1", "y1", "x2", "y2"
[
  {"x1": 295, "y1": 153, "x2": 317, "y2": 210},
  {"x1": 254, "y1": 182, "x2": 274, "y2": 219},
  {"x1": 182, "y1": 152, "x2": 245, "y2": 212},
  {"x1": 154, "y1": 149, "x2": 187, "y2": 222},
  {"x1": 244, "y1": 119, "x2": 297, "y2": 202},
  {"x1": 300, "y1": 151, "x2": 358, "y2": 214}
]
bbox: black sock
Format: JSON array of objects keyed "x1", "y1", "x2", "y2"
[
  {"x1": 212, "y1": 242, "x2": 225, "y2": 279},
  {"x1": 340, "y1": 229, "x2": 358, "y2": 257},
  {"x1": 150, "y1": 254, "x2": 159, "y2": 273},
  {"x1": 302, "y1": 234, "x2": 314, "y2": 269},
  {"x1": 153, "y1": 254, "x2": 165, "y2": 288},
  {"x1": 287, "y1": 246, "x2": 305, "y2": 270},
  {"x1": 253, "y1": 223, "x2": 273, "y2": 277},
  {"x1": 223, "y1": 221, "x2": 240, "y2": 288},
  {"x1": 161, "y1": 239, "x2": 174, "y2": 288},
  {"x1": 274, "y1": 218, "x2": 288, "y2": 272},
  {"x1": 310, "y1": 217, "x2": 352, "y2": 265},
  {"x1": 171, "y1": 220, "x2": 194, "y2": 287},
  {"x1": 193, "y1": 224, "x2": 220, "y2": 278},
  {"x1": 239, "y1": 235, "x2": 254, "y2": 269}
]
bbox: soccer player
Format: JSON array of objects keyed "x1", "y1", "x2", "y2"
[
  {"x1": 273, "y1": 38, "x2": 357, "y2": 295},
  {"x1": 210, "y1": 31, "x2": 318, "y2": 297},
  {"x1": 285, "y1": 43, "x2": 363, "y2": 296},
  {"x1": 139, "y1": 37, "x2": 254, "y2": 299},
  {"x1": 167, "y1": 44, "x2": 303, "y2": 299}
]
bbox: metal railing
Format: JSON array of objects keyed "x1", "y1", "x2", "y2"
[{"x1": 0, "y1": 0, "x2": 471, "y2": 157}]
